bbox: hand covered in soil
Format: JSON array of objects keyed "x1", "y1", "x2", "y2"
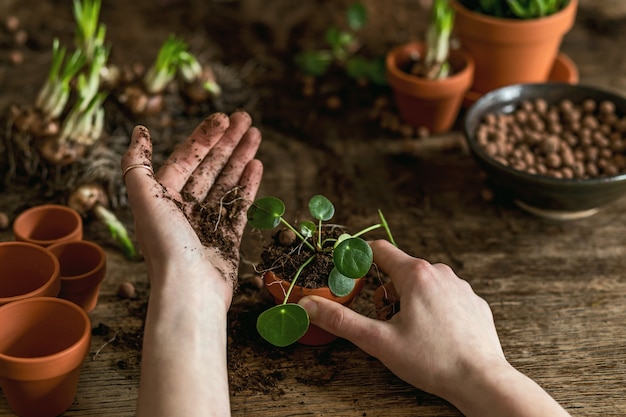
[
  {"x1": 121, "y1": 111, "x2": 263, "y2": 302},
  {"x1": 298, "y1": 240, "x2": 571, "y2": 417}
]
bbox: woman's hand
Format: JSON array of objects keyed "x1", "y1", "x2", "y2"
[
  {"x1": 123, "y1": 111, "x2": 263, "y2": 417},
  {"x1": 121, "y1": 111, "x2": 263, "y2": 305},
  {"x1": 298, "y1": 240, "x2": 571, "y2": 417}
]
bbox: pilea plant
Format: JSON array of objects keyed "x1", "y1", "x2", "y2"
[
  {"x1": 247, "y1": 194, "x2": 395, "y2": 347},
  {"x1": 460, "y1": 0, "x2": 569, "y2": 18},
  {"x1": 294, "y1": 2, "x2": 386, "y2": 86}
]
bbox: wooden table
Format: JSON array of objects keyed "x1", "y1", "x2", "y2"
[{"x1": 2, "y1": 1, "x2": 626, "y2": 416}]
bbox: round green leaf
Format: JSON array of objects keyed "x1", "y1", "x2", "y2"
[
  {"x1": 256, "y1": 304, "x2": 310, "y2": 347},
  {"x1": 346, "y1": 2, "x2": 367, "y2": 30},
  {"x1": 299, "y1": 220, "x2": 316, "y2": 238},
  {"x1": 333, "y1": 237, "x2": 373, "y2": 279},
  {"x1": 308, "y1": 195, "x2": 335, "y2": 221},
  {"x1": 329, "y1": 267, "x2": 357, "y2": 297},
  {"x1": 247, "y1": 197, "x2": 285, "y2": 229}
]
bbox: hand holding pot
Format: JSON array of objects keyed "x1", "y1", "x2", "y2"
[
  {"x1": 298, "y1": 240, "x2": 571, "y2": 417},
  {"x1": 122, "y1": 111, "x2": 263, "y2": 417}
]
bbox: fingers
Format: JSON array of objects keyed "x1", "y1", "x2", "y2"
[
  {"x1": 298, "y1": 295, "x2": 390, "y2": 358},
  {"x1": 121, "y1": 125, "x2": 158, "y2": 206},
  {"x1": 180, "y1": 112, "x2": 255, "y2": 201},
  {"x1": 228, "y1": 158, "x2": 263, "y2": 239},
  {"x1": 203, "y1": 126, "x2": 262, "y2": 203},
  {"x1": 155, "y1": 112, "x2": 231, "y2": 192}
]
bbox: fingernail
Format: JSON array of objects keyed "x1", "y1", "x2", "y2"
[
  {"x1": 298, "y1": 296, "x2": 318, "y2": 318},
  {"x1": 132, "y1": 125, "x2": 149, "y2": 142}
]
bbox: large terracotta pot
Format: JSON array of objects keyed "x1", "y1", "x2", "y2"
[
  {"x1": 263, "y1": 271, "x2": 366, "y2": 346},
  {"x1": 0, "y1": 242, "x2": 61, "y2": 307},
  {"x1": 452, "y1": 0, "x2": 578, "y2": 95},
  {"x1": 47, "y1": 240, "x2": 107, "y2": 313},
  {"x1": 13, "y1": 205, "x2": 83, "y2": 247},
  {"x1": 0, "y1": 297, "x2": 91, "y2": 417},
  {"x1": 386, "y1": 41, "x2": 475, "y2": 133}
]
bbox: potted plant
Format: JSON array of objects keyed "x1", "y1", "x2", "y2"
[
  {"x1": 452, "y1": 0, "x2": 578, "y2": 95},
  {"x1": 247, "y1": 194, "x2": 395, "y2": 347},
  {"x1": 385, "y1": 0, "x2": 475, "y2": 134}
]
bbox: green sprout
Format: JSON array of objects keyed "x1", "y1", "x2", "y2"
[
  {"x1": 68, "y1": 184, "x2": 138, "y2": 261},
  {"x1": 177, "y1": 50, "x2": 222, "y2": 97},
  {"x1": 247, "y1": 194, "x2": 396, "y2": 347},
  {"x1": 424, "y1": 0, "x2": 455, "y2": 79},
  {"x1": 93, "y1": 204, "x2": 137, "y2": 260},
  {"x1": 294, "y1": 2, "x2": 386, "y2": 86},
  {"x1": 35, "y1": 39, "x2": 86, "y2": 119},
  {"x1": 58, "y1": 45, "x2": 108, "y2": 146},
  {"x1": 463, "y1": 0, "x2": 569, "y2": 18},
  {"x1": 72, "y1": 0, "x2": 106, "y2": 61},
  {"x1": 143, "y1": 35, "x2": 189, "y2": 94}
]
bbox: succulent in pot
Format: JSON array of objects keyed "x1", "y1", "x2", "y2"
[
  {"x1": 452, "y1": 0, "x2": 578, "y2": 95},
  {"x1": 247, "y1": 194, "x2": 395, "y2": 347}
]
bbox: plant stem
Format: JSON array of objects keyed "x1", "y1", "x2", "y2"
[
  {"x1": 283, "y1": 255, "x2": 315, "y2": 304},
  {"x1": 93, "y1": 204, "x2": 137, "y2": 260},
  {"x1": 352, "y1": 223, "x2": 382, "y2": 238},
  {"x1": 279, "y1": 218, "x2": 316, "y2": 251},
  {"x1": 378, "y1": 209, "x2": 397, "y2": 247}
]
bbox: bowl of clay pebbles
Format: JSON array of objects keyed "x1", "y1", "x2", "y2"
[{"x1": 464, "y1": 82, "x2": 626, "y2": 220}]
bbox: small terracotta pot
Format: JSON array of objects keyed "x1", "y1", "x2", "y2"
[
  {"x1": 386, "y1": 41, "x2": 475, "y2": 133},
  {"x1": 0, "y1": 242, "x2": 61, "y2": 307},
  {"x1": 263, "y1": 271, "x2": 366, "y2": 346},
  {"x1": 13, "y1": 205, "x2": 83, "y2": 247},
  {"x1": 47, "y1": 240, "x2": 107, "y2": 313},
  {"x1": 452, "y1": 0, "x2": 578, "y2": 95},
  {"x1": 0, "y1": 297, "x2": 91, "y2": 417}
]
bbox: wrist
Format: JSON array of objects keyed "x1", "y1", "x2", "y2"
[{"x1": 444, "y1": 357, "x2": 570, "y2": 417}]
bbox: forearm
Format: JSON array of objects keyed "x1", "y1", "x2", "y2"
[
  {"x1": 447, "y1": 360, "x2": 571, "y2": 417},
  {"x1": 137, "y1": 269, "x2": 231, "y2": 417}
]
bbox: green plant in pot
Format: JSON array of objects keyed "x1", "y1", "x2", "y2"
[
  {"x1": 452, "y1": 0, "x2": 578, "y2": 95},
  {"x1": 294, "y1": 2, "x2": 387, "y2": 93},
  {"x1": 385, "y1": 0, "x2": 474, "y2": 134},
  {"x1": 247, "y1": 194, "x2": 395, "y2": 347}
]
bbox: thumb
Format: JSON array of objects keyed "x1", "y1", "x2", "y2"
[{"x1": 298, "y1": 295, "x2": 388, "y2": 356}]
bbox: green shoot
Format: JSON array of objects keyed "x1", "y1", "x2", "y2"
[
  {"x1": 93, "y1": 204, "x2": 137, "y2": 260},
  {"x1": 72, "y1": 0, "x2": 106, "y2": 61},
  {"x1": 143, "y1": 35, "x2": 188, "y2": 94},
  {"x1": 247, "y1": 194, "x2": 395, "y2": 347},
  {"x1": 35, "y1": 39, "x2": 86, "y2": 119},
  {"x1": 178, "y1": 50, "x2": 222, "y2": 97},
  {"x1": 58, "y1": 45, "x2": 108, "y2": 147},
  {"x1": 424, "y1": 0, "x2": 454, "y2": 79}
]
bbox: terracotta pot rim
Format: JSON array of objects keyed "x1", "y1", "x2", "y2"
[
  {"x1": 13, "y1": 204, "x2": 83, "y2": 246},
  {"x1": 263, "y1": 270, "x2": 365, "y2": 305},
  {"x1": 386, "y1": 41, "x2": 475, "y2": 97},
  {"x1": 0, "y1": 297, "x2": 90, "y2": 371},
  {"x1": 0, "y1": 242, "x2": 61, "y2": 304},
  {"x1": 48, "y1": 240, "x2": 107, "y2": 283},
  {"x1": 452, "y1": 0, "x2": 578, "y2": 42},
  {"x1": 452, "y1": 0, "x2": 577, "y2": 26}
]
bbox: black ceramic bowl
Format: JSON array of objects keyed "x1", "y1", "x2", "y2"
[{"x1": 464, "y1": 82, "x2": 626, "y2": 220}]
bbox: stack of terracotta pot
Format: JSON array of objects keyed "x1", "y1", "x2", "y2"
[{"x1": 0, "y1": 204, "x2": 107, "y2": 417}]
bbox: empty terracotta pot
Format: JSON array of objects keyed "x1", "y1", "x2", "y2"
[
  {"x1": 263, "y1": 271, "x2": 366, "y2": 346},
  {"x1": 0, "y1": 297, "x2": 91, "y2": 417},
  {"x1": 47, "y1": 240, "x2": 107, "y2": 313},
  {"x1": 13, "y1": 205, "x2": 83, "y2": 247},
  {"x1": 0, "y1": 242, "x2": 61, "y2": 307}
]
